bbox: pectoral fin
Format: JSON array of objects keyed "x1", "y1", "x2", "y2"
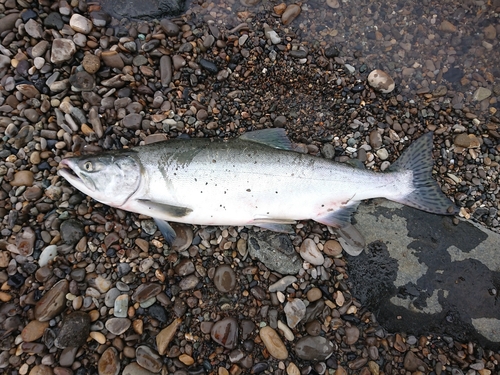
[
  {"x1": 315, "y1": 203, "x2": 365, "y2": 256},
  {"x1": 136, "y1": 199, "x2": 193, "y2": 218},
  {"x1": 252, "y1": 217, "x2": 296, "y2": 233},
  {"x1": 239, "y1": 128, "x2": 294, "y2": 150},
  {"x1": 153, "y1": 218, "x2": 177, "y2": 245}
]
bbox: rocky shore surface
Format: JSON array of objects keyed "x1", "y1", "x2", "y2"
[{"x1": 0, "y1": 0, "x2": 499, "y2": 374}]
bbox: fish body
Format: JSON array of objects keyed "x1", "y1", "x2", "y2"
[{"x1": 58, "y1": 129, "x2": 457, "y2": 255}]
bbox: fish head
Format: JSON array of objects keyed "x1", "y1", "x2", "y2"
[{"x1": 58, "y1": 153, "x2": 141, "y2": 207}]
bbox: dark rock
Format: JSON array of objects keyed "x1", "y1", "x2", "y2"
[
  {"x1": 54, "y1": 312, "x2": 91, "y2": 349},
  {"x1": 100, "y1": 0, "x2": 186, "y2": 20},
  {"x1": 60, "y1": 219, "x2": 85, "y2": 246},
  {"x1": 199, "y1": 58, "x2": 218, "y2": 74},
  {"x1": 44, "y1": 12, "x2": 64, "y2": 30}
]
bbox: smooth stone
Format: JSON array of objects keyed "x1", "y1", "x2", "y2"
[
  {"x1": 136, "y1": 345, "x2": 162, "y2": 373},
  {"x1": 403, "y1": 351, "x2": 427, "y2": 372},
  {"x1": 345, "y1": 326, "x2": 360, "y2": 345},
  {"x1": 133, "y1": 283, "x2": 162, "y2": 303},
  {"x1": 173, "y1": 258, "x2": 195, "y2": 276},
  {"x1": 323, "y1": 240, "x2": 343, "y2": 257},
  {"x1": 35, "y1": 279, "x2": 68, "y2": 321},
  {"x1": 69, "y1": 14, "x2": 92, "y2": 34},
  {"x1": 248, "y1": 231, "x2": 302, "y2": 274},
  {"x1": 264, "y1": 26, "x2": 281, "y2": 44},
  {"x1": 367, "y1": 69, "x2": 395, "y2": 94},
  {"x1": 282, "y1": 4, "x2": 301, "y2": 25},
  {"x1": 213, "y1": 265, "x2": 237, "y2": 293},
  {"x1": 101, "y1": 50, "x2": 124, "y2": 69},
  {"x1": 179, "y1": 274, "x2": 199, "y2": 290},
  {"x1": 21, "y1": 320, "x2": 49, "y2": 342},
  {"x1": 38, "y1": 245, "x2": 58, "y2": 267},
  {"x1": 82, "y1": 54, "x2": 100, "y2": 74},
  {"x1": 0, "y1": 55, "x2": 10, "y2": 70},
  {"x1": 122, "y1": 363, "x2": 155, "y2": 375},
  {"x1": 454, "y1": 133, "x2": 472, "y2": 148},
  {"x1": 105, "y1": 288, "x2": 121, "y2": 307},
  {"x1": 299, "y1": 238, "x2": 324, "y2": 265},
  {"x1": 95, "y1": 275, "x2": 112, "y2": 293},
  {"x1": 114, "y1": 294, "x2": 129, "y2": 318},
  {"x1": 440, "y1": 20, "x2": 457, "y2": 33},
  {"x1": 295, "y1": 336, "x2": 334, "y2": 360},
  {"x1": 16, "y1": 84, "x2": 40, "y2": 98},
  {"x1": 211, "y1": 317, "x2": 239, "y2": 349},
  {"x1": 44, "y1": 12, "x2": 64, "y2": 29},
  {"x1": 51, "y1": 39, "x2": 76, "y2": 64},
  {"x1": 156, "y1": 318, "x2": 182, "y2": 355},
  {"x1": 199, "y1": 58, "x2": 218, "y2": 74},
  {"x1": 60, "y1": 219, "x2": 84, "y2": 245},
  {"x1": 132, "y1": 55, "x2": 148, "y2": 66},
  {"x1": 98, "y1": 347, "x2": 120, "y2": 375},
  {"x1": 160, "y1": 19, "x2": 179, "y2": 36},
  {"x1": 105, "y1": 318, "x2": 131, "y2": 335},
  {"x1": 259, "y1": 326, "x2": 288, "y2": 360},
  {"x1": 0, "y1": 13, "x2": 19, "y2": 35},
  {"x1": 473, "y1": 87, "x2": 492, "y2": 101},
  {"x1": 10, "y1": 170, "x2": 34, "y2": 187},
  {"x1": 306, "y1": 287, "x2": 322, "y2": 302},
  {"x1": 376, "y1": 148, "x2": 389, "y2": 160},
  {"x1": 54, "y1": 311, "x2": 91, "y2": 349},
  {"x1": 170, "y1": 223, "x2": 193, "y2": 252},
  {"x1": 284, "y1": 299, "x2": 306, "y2": 328},
  {"x1": 369, "y1": 130, "x2": 382, "y2": 149},
  {"x1": 69, "y1": 71, "x2": 95, "y2": 91},
  {"x1": 28, "y1": 365, "x2": 54, "y2": 375},
  {"x1": 60, "y1": 347, "x2": 78, "y2": 367},
  {"x1": 269, "y1": 275, "x2": 297, "y2": 292},
  {"x1": 25, "y1": 19, "x2": 43, "y2": 39},
  {"x1": 160, "y1": 55, "x2": 172, "y2": 86}
]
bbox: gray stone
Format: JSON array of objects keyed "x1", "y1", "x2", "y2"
[
  {"x1": 348, "y1": 200, "x2": 500, "y2": 349},
  {"x1": 247, "y1": 231, "x2": 302, "y2": 274},
  {"x1": 60, "y1": 219, "x2": 85, "y2": 245},
  {"x1": 295, "y1": 336, "x2": 334, "y2": 361},
  {"x1": 54, "y1": 312, "x2": 90, "y2": 349}
]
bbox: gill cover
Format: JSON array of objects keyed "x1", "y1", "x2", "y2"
[{"x1": 59, "y1": 154, "x2": 142, "y2": 208}]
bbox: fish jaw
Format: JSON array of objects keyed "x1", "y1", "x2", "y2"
[{"x1": 58, "y1": 158, "x2": 97, "y2": 197}]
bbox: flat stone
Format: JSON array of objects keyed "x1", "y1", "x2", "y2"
[
  {"x1": 213, "y1": 265, "x2": 236, "y2": 293},
  {"x1": 122, "y1": 113, "x2": 143, "y2": 130},
  {"x1": 25, "y1": 19, "x2": 43, "y2": 38},
  {"x1": 281, "y1": 4, "x2": 301, "y2": 25},
  {"x1": 344, "y1": 326, "x2": 360, "y2": 345},
  {"x1": 98, "y1": 347, "x2": 120, "y2": 375},
  {"x1": 69, "y1": 14, "x2": 92, "y2": 34},
  {"x1": 248, "y1": 231, "x2": 302, "y2": 274},
  {"x1": 69, "y1": 71, "x2": 95, "y2": 91},
  {"x1": 133, "y1": 283, "x2": 162, "y2": 303},
  {"x1": 82, "y1": 54, "x2": 100, "y2": 74},
  {"x1": 348, "y1": 200, "x2": 500, "y2": 349},
  {"x1": 136, "y1": 345, "x2": 162, "y2": 373},
  {"x1": 259, "y1": 326, "x2": 288, "y2": 360},
  {"x1": 114, "y1": 294, "x2": 129, "y2": 318},
  {"x1": 160, "y1": 19, "x2": 180, "y2": 36},
  {"x1": 21, "y1": 320, "x2": 49, "y2": 342},
  {"x1": 284, "y1": 299, "x2": 306, "y2": 328},
  {"x1": 160, "y1": 55, "x2": 172, "y2": 86},
  {"x1": 28, "y1": 365, "x2": 54, "y2": 375},
  {"x1": 156, "y1": 318, "x2": 182, "y2": 355},
  {"x1": 440, "y1": 20, "x2": 457, "y2": 33},
  {"x1": 268, "y1": 275, "x2": 297, "y2": 292},
  {"x1": 105, "y1": 318, "x2": 131, "y2": 335},
  {"x1": 473, "y1": 87, "x2": 492, "y2": 102},
  {"x1": 51, "y1": 39, "x2": 76, "y2": 64},
  {"x1": 211, "y1": 317, "x2": 239, "y2": 349},
  {"x1": 10, "y1": 170, "x2": 34, "y2": 187},
  {"x1": 299, "y1": 238, "x2": 324, "y2": 265},
  {"x1": 101, "y1": 50, "x2": 124, "y2": 69},
  {"x1": 295, "y1": 336, "x2": 334, "y2": 360},
  {"x1": 44, "y1": 12, "x2": 64, "y2": 29},
  {"x1": 35, "y1": 279, "x2": 68, "y2": 321},
  {"x1": 0, "y1": 13, "x2": 19, "y2": 34}
]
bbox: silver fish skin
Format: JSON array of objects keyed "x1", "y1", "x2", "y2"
[{"x1": 58, "y1": 129, "x2": 457, "y2": 255}]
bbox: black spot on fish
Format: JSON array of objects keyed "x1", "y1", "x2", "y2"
[
  {"x1": 212, "y1": 159, "x2": 216, "y2": 163},
  {"x1": 246, "y1": 189, "x2": 251, "y2": 192}
]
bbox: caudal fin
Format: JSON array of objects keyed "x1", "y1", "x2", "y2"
[{"x1": 388, "y1": 132, "x2": 458, "y2": 215}]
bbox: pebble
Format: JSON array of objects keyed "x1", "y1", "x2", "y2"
[
  {"x1": 160, "y1": 55, "x2": 172, "y2": 86},
  {"x1": 69, "y1": 14, "x2": 93, "y2": 34},
  {"x1": 28, "y1": 365, "x2": 53, "y2": 375},
  {"x1": 213, "y1": 265, "x2": 237, "y2": 293},
  {"x1": 281, "y1": 4, "x2": 301, "y2": 25},
  {"x1": 403, "y1": 351, "x2": 427, "y2": 371},
  {"x1": 264, "y1": 26, "x2": 281, "y2": 44},
  {"x1": 323, "y1": 240, "x2": 343, "y2": 257},
  {"x1": 306, "y1": 287, "x2": 322, "y2": 302},
  {"x1": 211, "y1": 317, "x2": 239, "y2": 349},
  {"x1": 21, "y1": 320, "x2": 49, "y2": 343},
  {"x1": 114, "y1": 294, "x2": 129, "y2": 318},
  {"x1": 10, "y1": 170, "x2": 34, "y2": 187},
  {"x1": 136, "y1": 346, "x2": 162, "y2": 373},
  {"x1": 367, "y1": 69, "x2": 395, "y2": 94},
  {"x1": 98, "y1": 347, "x2": 120, "y2": 375},
  {"x1": 473, "y1": 87, "x2": 492, "y2": 102},
  {"x1": 54, "y1": 311, "x2": 91, "y2": 349},
  {"x1": 133, "y1": 283, "x2": 162, "y2": 303},
  {"x1": 284, "y1": 299, "x2": 306, "y2": 328},
  {"x1": 25, "y1": 19, "x2": 43, "y2": 39},
  {"x1": 122, "y1": 363, "x2": 155, "y2": 375},
  {"x1": 269, "y1": 275, "x2": 297, "y2": 292},
  {"x1": 156, "y1": 318, "x2": 182, "y2": 355},
  {"x1": 345, "y1": 326, "x2": 360, "y2": 345},
  {"x1": 440, "y1": 20, "x2": 457, "y2": 33},
  {"x1": 34, "y1": 280, "x2": 68, "y2": 322},
  {"x1": 60, "y1": 219, "x2": 84, "y2": 246},
  {"x1": 160, "y1": 19, "x2": 180, "y2": 36},
  {"x1": 105, "y1": 318, "x2": 131, "y2": 335},
  {"x1": 170, "y1": 224, "x2": 193, "y2": 252},
  {"x1": 299, "y1": 238, "x2": 324, "y2": 265},
  {"x1": 82, "y1": 53, "x2": 100, "y2": 73},
  {"x1": 259, "y1": 326, "x2": 288, "y2": 360},
  {"x1": 51, "y1": 39, "x2": 76, "y2": 64},
  {"x1": 295, "y1": 336, "x2": 334, "y2": 360}
]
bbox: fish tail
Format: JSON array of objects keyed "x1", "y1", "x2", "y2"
[{"x1": 388, "y1": 132, "x2": 458, "y2": 215}]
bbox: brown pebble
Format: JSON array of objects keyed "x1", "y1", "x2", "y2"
[{"x1": 10, "y1": 170, "x2": 34, "y2": 187}]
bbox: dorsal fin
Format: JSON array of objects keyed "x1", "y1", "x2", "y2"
[{"x1": 239, "y1": 129, "x2": 293, "y2": 150}]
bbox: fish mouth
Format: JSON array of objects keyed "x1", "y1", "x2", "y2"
[{"x1": 58, "y1": 159, "x2": 95, "y2": 193}]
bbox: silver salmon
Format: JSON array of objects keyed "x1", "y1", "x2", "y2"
[{"x1": 58, "y1": 129, "x2": 457, "y2": 255}]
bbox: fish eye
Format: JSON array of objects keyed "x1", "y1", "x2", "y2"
[{"x1": 83, "y1": 161, "x2": 93, "y2": 171}]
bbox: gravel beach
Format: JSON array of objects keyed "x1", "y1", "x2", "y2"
[{"x1": 0, "y1": 0, "x2": 499, "y2": 374}]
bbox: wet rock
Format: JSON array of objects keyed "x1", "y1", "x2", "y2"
[
  {"x1": 98, "y1": 347, "x2": 120, "y2": 375},
  {"x1": 199, "y1": 58, "x2": 218, "y2": 74},
  {"x1": 105, "y1": 318, "x2": 131, "y2": 335},
  {"x1": 211, "y1": 317, "x2": 239, "y2": 349},
  {"x1": 35, "y1": 280, "x2": 69, "y2": 322},
  {"x1": 60, "y1": 219, "x2": 85, "y2": 245},
  {"x1": 51, "y1": 39, "x2": 76, "y2": 64},
  {"x1": 248, "y1": 231, "x2": 302, "y2": 274},
  {"x1": 367, "y1": 69, "x2": 395, "y2": 94},
  {"x1": 259, "y1": 326, "x2": 288, "y2": 360},
  {"x1": 284, "y1": 299, "x2": 306, "y2": 328},
  {"x1": 101, "y1": 50, "x2": 124, "y2": 69},
  {"x1": 55, "y1": 311, "x2": 91, "y2": 349},
  {"x1": 160, "y1": 19, "x2": 180, "y2": 36},
  {"x1": 264, "y1": 26, "x2": 281, "y2": 44},
  {"x1": 213, "y1": 265, "x2": 236, "y2": 293},
  {"x1": 299, "y1": 238, "x2": 324, "y2": 265},
  {"x1": 473, "y1": 87, "x2": 491, "y2": 101},
  {"x1": 282, "y1": 4, "x2": 301, "y2": 25},
  {"x1": 295, "y1": 336, "x2": 334, "y2": 361},
  {"x1": 136, "y1": 345, "x2": 162, "y2": 373}
]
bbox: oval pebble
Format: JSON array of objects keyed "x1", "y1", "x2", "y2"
[
  {"x1": 35, "y1": 279, "x2": 68, "y2": 322},
  {"x1": 38, "y1": 245, "x2": 57, "y2": 267},
  {"x1": 98, "y1": 347, "x2": 120, "y2": 375},
  {"x1": 211, "y1": 317, "x2": 239, "y2": 349},
  {"x1": 367, "y1": 69, "x2": 395, "y2": 94},
  {"x1": 299, "y1": 239, "x2": 324, "y2": 265},
  {"x1": 21, "y1": 320, "x2": 49, "y2": 342},
  {"x1": 213, "y1": 265, "x2": 236, "y2": 293},
  {"x1": 295, "y1": 336, "x2": 334, "y2": 361},
  {"x1": 136, "y1": 345, "x2": 162, "y2": 373},
  {"x1": 284, "y1": 299, "x2": 306, "y2": 328},
  {"x1": 259, "y1": 326, "x2": 288, "y2": 360},
  {"x1": 105, "y1": 318, "x2": 131, "y2": 335}
]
